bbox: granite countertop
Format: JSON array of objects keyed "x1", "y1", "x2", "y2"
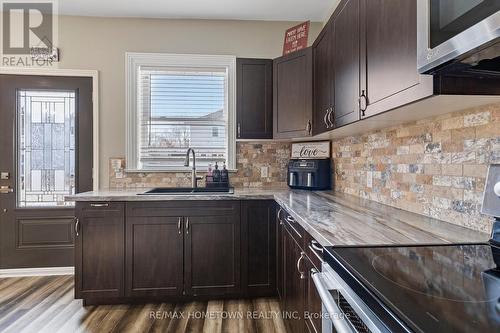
[{"x1": 66, "y1": 188, "x2": 489, "y2": 247}]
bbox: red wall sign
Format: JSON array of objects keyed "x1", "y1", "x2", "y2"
[{"x1": 282, "y1": 21, "x2": 310, "y2": 55}]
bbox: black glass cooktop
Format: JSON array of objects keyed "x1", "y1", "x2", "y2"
[{"x1": 327, "y1": 244, "x2": 500, "y2": 333}]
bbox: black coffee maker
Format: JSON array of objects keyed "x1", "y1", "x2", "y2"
[{"x1": 287, "y1": 159, "x2": 331, "y2": 190}]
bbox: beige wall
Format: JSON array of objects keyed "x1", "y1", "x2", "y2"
[{"x1": 55, "y1": 16, "x2": 322, "y2": 188}]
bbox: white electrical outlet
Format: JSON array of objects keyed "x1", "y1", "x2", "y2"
[{"x1": 261, "y1": 166, "x2": 269, "y2": 178}]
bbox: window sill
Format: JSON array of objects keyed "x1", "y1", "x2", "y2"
[{"x1": 124, "y1": 168, "x2": 239, "y2": 174}]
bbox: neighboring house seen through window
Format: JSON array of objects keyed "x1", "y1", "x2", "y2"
[{"x1": 126, "y1": 53, "x2": 236, "y2": 171}]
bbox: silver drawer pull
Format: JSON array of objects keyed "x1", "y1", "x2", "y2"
[
  {"x1": 285, "y1": 219, "x2": 302, "y2": 239},
  {"x1": 310, "y1": 240, "x2": 323, "y2": 253},
  {"x1": 90, "y1": 203, "x2": 109, "y2": 208},
  {"x1": 308, "y1": 245, "x2": 324, "y2": 263},
  {"x1": 311, "y1": 269, "x2": 356, "y2": 333},
  {"x1": 297, "y1": 252, "x2": 306, "y2": 280},
  {"x1": 285, "y1": 215, "x2": 295, "y2": 223}
]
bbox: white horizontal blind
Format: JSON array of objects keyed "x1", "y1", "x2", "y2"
[{"x1": 137, "y1": 66, "x2": 228, "y2": 170}]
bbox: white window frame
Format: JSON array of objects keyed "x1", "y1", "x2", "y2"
[{"x1": 125, "y1": 52, "x2": 237, "y2": 172}]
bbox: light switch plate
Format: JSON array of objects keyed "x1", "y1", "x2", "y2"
[{"x1": 261, "y1": 166, "x2": 269, "y2": 178}]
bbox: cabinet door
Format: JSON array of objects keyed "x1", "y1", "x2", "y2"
[
  {"x1": 273, "y1": 48, "x2": 313, "y2": 139},
  {"x1": 184, "y1": 207, "x2": 241, "y2": 296},
  {"x1": 125, "y1": 216, "x2": 183, "y2": 297},
  {"x1": 361, "y1": 0, "x2": 433, "y2": 118},
  {"x1": 241, "y1": 200, "x2": 276, "y2": 297},
  {"x1": 334, "y1": 0, "x2": 361, "y2": 127},
  {"x1": 304, "y1": 255, "x2": 322, "y2": 333},
  {"x1": 283, "y1": 228, "x2": 306, "y2": 333},
  {"x1": 277, "y1": 207, "x2": 285, "y2": 301},
  {"x1": 313, "y1": 22, "x2": 334, "y2": 135},
  {"x1": 236, "y1": 58, "x2": 273, "y2": 139},
  {"x1": 75, "y1": 202, "x2": 124, "y2": 299}
]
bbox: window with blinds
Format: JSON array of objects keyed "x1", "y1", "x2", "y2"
[{"x1": 136, "y1": 66, "x2": 229, "y2": 170}]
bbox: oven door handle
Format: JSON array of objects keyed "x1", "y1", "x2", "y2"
[{"x1": 311, "y1": 269, "x2": 355, "y2": 333}]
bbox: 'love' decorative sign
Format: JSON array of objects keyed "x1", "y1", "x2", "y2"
[{"x1": 291, "y1": 141, "x2": 330, "y2": 159}]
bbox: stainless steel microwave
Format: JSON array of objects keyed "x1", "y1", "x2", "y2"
[{"x1": 417, "y1": 0, "x2": 500, "y2": 74}]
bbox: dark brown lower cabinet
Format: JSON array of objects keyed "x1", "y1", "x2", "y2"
[
  {"x1": 242, "y1": 200, "x2": 277, "y2": 297},
  {"x1": 277, "y1": 207, "x2": 285, "y2": 301},
  {"x1": 277, "y1": 206, "x2": 323, "y2": 333},
  {"x1": 75, "y1": 202, "x2": 125, "y2": 299},
  {"x1": 304, "y1": 254, "x2": 322, "y2": 333},
  {"x1": 125, "y1": 216, "x2": 183, "y2": 297},
  {"x1": 283, "y1": 226, "x2": 306, "y2": 333},
  {"x1": 185, "y1": 213, "x2": 241, "y2": 296}
]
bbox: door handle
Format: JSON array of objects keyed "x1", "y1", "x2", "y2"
[
  {"x1": 328, "y1": 107, "x2": 335, "y2": 128},
  {"x1": 178, "y1": 217, "x2": 182, "y2": 235},
  {"x1": 324, "y1": 108, "x2": 330, "y2": 128},
  {"x1": 359, "y1": 90, "x2": 368, "y2": 116},
  {"x1": 0, "y1": 186, "x2": 13, "y2": 194},
  {"x1": 185, "y1": 217, "x2": 189, "y2": 234},
  {"x1": 297, "y1": 251, "x2": 306, "y2": 280},
  {"x1": 306, "y1": 120, "x2": 312, "y2": 135},
  {"x1": 74, "y1": 218, "x2": 80, "y2": 237}
]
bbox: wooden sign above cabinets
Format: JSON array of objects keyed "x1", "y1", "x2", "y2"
[{"x1": 283, "y1": 21, "x2": 310, "y2": 55}]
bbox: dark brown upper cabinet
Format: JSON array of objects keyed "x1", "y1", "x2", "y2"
[
  {"x1": 313, "y1": 22, "x2": 335, "y2": 135},
  {"x1": 360, "y1": 0, "x2": 433, "y2": 119},
  {"x1": 236, "y1": 58, "x2": 273, "y2": 139},
  {"x1": 333, "y1": 0, "x2": 362, "y2": 128},
  {"x1": 273, "y1": 48, "x2": 313, "y2": 139}
]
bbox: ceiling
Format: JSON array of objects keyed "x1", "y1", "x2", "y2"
[{"x1": 58, "y1": 0, "x2": 339, "y2": 22}]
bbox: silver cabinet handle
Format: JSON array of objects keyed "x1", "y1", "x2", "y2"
[
  {"x1": 185, "y1": 217, "x2": 189, "y2": 234},
  {"x1": 311, "y1": 269, "x2": 356, "y2": 333},
  {"x1": 285, "y1": 215, "x2": 302, "y2": 239},
  {"x1": 178, "y1": 217, "x2": 182, "y2": 235},
  {"x1": 310, "y1": 240, "x2": 323, "y2": 253},
  {"x1": 328, "y1": 107, "x2": 335, "y2": 128},
  {"x1": 237, "y1": 123, "x2": 241, "y2": 138},
  {"x1": 277, "y1": 207, "x2": 284, "y2": 225},
  {"x1": 297, "y1": 251, "x2": 306, "y2": 279},
  {"x1": 306, "y1": 120, "x2": 312, "y2": 135},
  {"x1": 324, "y1": 108, "x2": 330, "y2": 128},
  {"x1": 75, "y1": 218, "x2": 80, "y2": 237},
  {"x1": 308, "y1": 245, "x2": 324, "y2": 263},
  {"x1": 359, "y1": 90, "x2": 368, "y2": 116},
  {"x1": 90, "y1": 203, "x2": 109, "y2": 208}
]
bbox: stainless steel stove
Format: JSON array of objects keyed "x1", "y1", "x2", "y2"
[{"x1": 312, "y1": 164, "x2": 500, "y2": 333}]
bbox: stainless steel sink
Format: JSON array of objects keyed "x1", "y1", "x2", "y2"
[{"x1": 139, "y1": 187, "x2": 234, "y2": 195}]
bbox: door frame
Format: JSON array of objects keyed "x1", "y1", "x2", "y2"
[{"x1": 0, "y1": 67, "x2": 100, "y2": 190}]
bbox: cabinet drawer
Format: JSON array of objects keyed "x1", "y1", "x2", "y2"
[
  {"x1": 304, "y1": 232, "x2": 324, "y2": 271},
  {"x1": 126, "y1": 201, "x2": 240, "y2": 217},
  {"x1": 77, "y1": 202, "x2": 124, "y2": 216},
  {"x1": 278, "y1": 206, "x2": 305, "y2": 248}
]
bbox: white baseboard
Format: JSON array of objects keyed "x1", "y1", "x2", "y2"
[{"x1": 0, "y1": 266, "x2": 74, "y2": 278}]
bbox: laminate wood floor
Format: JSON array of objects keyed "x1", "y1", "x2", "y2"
[{"x1": 0, "y1": 276, "x2": 288, "y2": 333}]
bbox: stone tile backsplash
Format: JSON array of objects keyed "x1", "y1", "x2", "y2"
[
  {"x1": 108, "y1": 103, "x2": 499, "y2": 234},
  {"x1": 109, "y1": 141, "x2": 290, "y2": 189},
  {"x1": 332, "y1": 103, "x2": 500, "y2": 233}
]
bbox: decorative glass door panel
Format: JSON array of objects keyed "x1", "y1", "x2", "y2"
[{"x1": 17, "y1": 90, "x2": 76, "y2": 207}]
